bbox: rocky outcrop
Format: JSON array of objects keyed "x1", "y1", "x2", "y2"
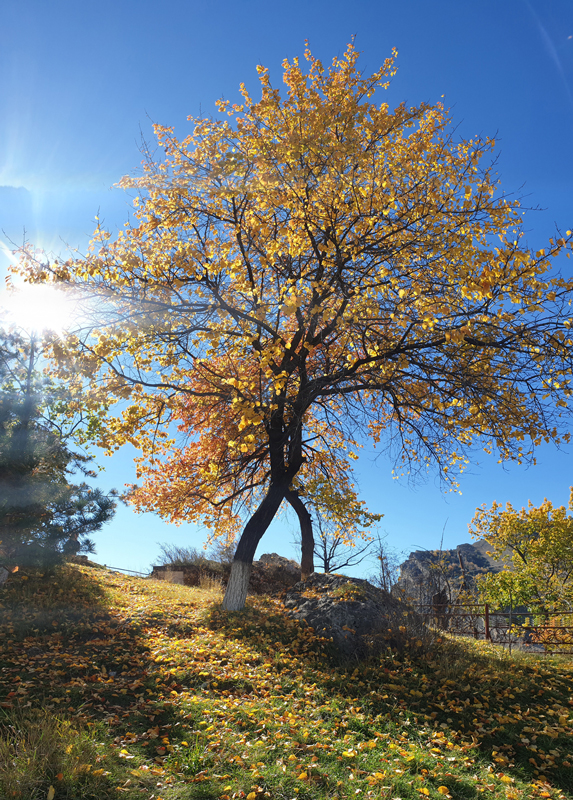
[
  {"x1": 395, "y1": 540, "x2": 506, "y2": 605},
  {"x1": 249, "y1": 554, "x2": 301, "y2": 594},
  {"x1": 283, "y1": 572, "x2": 420, "y2": 656},
  {"x1": 150, "y1": 552, "x2": 301, "y2": 595}
]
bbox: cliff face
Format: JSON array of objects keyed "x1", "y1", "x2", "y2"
[{"x1": 395, "y1": 540, "x2": 506, "y2": 605}]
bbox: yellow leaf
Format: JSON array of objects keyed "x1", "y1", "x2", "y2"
[
  {"x1": 297, "y1": 772, "x2": 308, "y2": 780},
  {"x1": 247, "y1": 794, "x2": 257, "y2": 800},
  {"x1": 438, "y1": 788, "x2": 450, "y2": 796},
  {"x1": 47, "y1": 788, "x2": 55, "y2": 800}
]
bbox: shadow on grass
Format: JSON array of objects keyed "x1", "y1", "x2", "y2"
[
  {"x1": 1, "y1": 563, "x2": 110, "y2": 639},
  {"x1": 0, "y1": 567, "x2": 242, "y2": 798},
  {"x1": 0, "y1": 565, "x2": 161, "y2": 798},
  {"x1": 205, "y1": 598, "x2": 573, "y2": 796},
  {"x1": 2, "y1": 569, "x2": 573, "y2": 798}
]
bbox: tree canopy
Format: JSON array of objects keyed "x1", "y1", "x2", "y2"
[
  {"x1": 18, "y1": 43, "x2": 573, "y2": 608},
  {"x1": 470, "y1": 492, "x2": 573, "y2": 613}
]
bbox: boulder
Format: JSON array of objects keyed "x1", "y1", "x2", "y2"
[
  {"x1": 283, "y1": 572, "x2": 417, "y2": 657},
  {"x1": 249, "y1": 553, "x2": 301, "y2": 595}
]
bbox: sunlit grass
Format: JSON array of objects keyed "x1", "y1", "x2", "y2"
[{"x1": 1, "y1": 564, "x2": 572, "y2": 799}]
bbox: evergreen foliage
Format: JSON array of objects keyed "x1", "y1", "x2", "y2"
[{"x1": 0, "y1": 330, "x2": 116, "y2": 568}]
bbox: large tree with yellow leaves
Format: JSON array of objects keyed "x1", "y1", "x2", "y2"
[{"x1": 20, "y1": 44, "x2": 573, "y2": 609}]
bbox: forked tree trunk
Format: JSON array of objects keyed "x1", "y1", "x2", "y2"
[
  {"x1": 222, "y1": 483, "x2": 287, "y2": 611},
  {"x1": 285, "y1": 488, "x2": 314, "y2": 579}
]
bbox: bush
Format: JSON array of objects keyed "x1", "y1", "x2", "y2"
[{"x1": 155, "y1": 542, "x2": 208, "y2": 567}]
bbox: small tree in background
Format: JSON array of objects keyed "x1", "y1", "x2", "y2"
[
  {"x1": 291, "y1": 477, "x2": 381, "y2": 573},
  {"x1": 470, "y1": 491, "x2": 573, "y2": 613},
  {"x1": 367, "y1": 532, "x2": 402, "y2": 593},
  {"x1": 292, "y1": 517, "x2": 374, "y2": 574}
]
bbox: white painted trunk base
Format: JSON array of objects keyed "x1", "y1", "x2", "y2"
[{"x1": 222, "y1": 560, "x2": 252, "y2": 610}]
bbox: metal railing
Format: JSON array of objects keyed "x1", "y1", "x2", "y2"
[
  {"x1": 415, "y1": 602, "x2": 573, "y2": 655},
  {"x1": 103, "y1": 565, "x2": 151, "y2": 577}
]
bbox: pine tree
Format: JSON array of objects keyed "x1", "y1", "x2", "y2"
[{"x1": 0, "y1": 330, "x2": 116, "y2": 568}]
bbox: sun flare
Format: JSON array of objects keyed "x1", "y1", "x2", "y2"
[{"x1": 1, "y1": 283, "x2": 79, "y2": 336}]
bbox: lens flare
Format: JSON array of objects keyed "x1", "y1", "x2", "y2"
[{"x1": 1, "y1": 283, "x2": 79, "y2": 335}]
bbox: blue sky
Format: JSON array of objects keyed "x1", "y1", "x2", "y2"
[{"x1": 1, "y1": 0, "x2": 572, "y2": 575}]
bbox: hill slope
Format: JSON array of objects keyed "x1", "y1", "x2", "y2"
[{"x1": 1, "y1": 563, "x2": 572, "y2": 799}]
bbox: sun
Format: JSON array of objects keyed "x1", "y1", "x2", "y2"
[{"x1": 1, "y1": 283, "x2": 80, "y2": 336}]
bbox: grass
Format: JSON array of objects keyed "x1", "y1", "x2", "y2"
[{"x1": 1, "y1": 563, "x2": 573, "y2": 799}]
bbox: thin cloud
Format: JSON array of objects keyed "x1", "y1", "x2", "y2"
[{"x1": 524, "y1": 0, "x2": 573, "y2": 111}]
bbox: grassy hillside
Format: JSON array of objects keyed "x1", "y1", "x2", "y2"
[{"x1": 1, "y1": 563, "x2": 572, "y2": 800}]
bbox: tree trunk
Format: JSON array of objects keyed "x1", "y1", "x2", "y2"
[
  {"x1": 285, "y1": 488, "x2": 314, "y2": 579},
  {"x1": 221, "y1": 560, "x2": 252, "y2": 611},
  {"x1": 222, "y1": 482, "x2": 287, "y2": 611}
]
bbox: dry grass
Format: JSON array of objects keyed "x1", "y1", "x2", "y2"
[
  {"x1": 198, "y1": 571, "x2": 224, "y2": 597},
  {"x1": 0, "y1": 710, "x2": 104, "y2": 799}
]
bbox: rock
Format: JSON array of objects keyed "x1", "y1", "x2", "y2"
[
  {"x1": 257, "y1": 553, "x2": 300, "y2": 573},
  {"x1": 249, "y1": 553, "x2": 301, "y2": 595},
  {"x1": 150, "y1": 553, "x2": 302, "y2": 596},
  {"x1": 283, "y1": 572, "x2": 417, "y2": 657},
  {"x1": 395, "y1": 541, "x2": 507, "y2": 605}
]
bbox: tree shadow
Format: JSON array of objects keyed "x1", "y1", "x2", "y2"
[{"x1": 205, "y1": 599, "x2": 573, "y2": 795}]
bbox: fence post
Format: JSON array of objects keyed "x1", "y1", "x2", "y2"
[{"x1": 484, "y1": 603, "x2": 491, "y2": 641}]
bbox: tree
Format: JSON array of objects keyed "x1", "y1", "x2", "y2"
[
  {"x1": 290, "y1": 477, "x2": 380, "y2": 573},
  {"x1": 19, "y1": 43, "x2": 573, "y2": 609},
  {"x1": 124, "y1": 362, "x2": 379, "y2": 579},
  {"x1": 470, "y1": 491, "x2": 573, "y2": 613},
  {"x1": 0, "y1": 329, "x2": 117, "y2": 568},
  {"x1": 367, "y1": 533, "x2": 402, "y2": 593},
  {"x1": 293, "y1": 516, "x2": 373, "y2": 574}
]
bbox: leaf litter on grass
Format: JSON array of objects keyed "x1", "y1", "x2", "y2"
[{"x1": 1, "y1": 563, "x2": 573, "y2": 799}]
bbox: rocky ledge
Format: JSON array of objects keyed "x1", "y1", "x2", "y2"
[{"x1": 283, "y1": 572, "x2": 418, "y2": 657}]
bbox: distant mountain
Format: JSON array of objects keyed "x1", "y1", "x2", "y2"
[{"x1": 395, "y1": 540, "x2": 508, "y2": 605}]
